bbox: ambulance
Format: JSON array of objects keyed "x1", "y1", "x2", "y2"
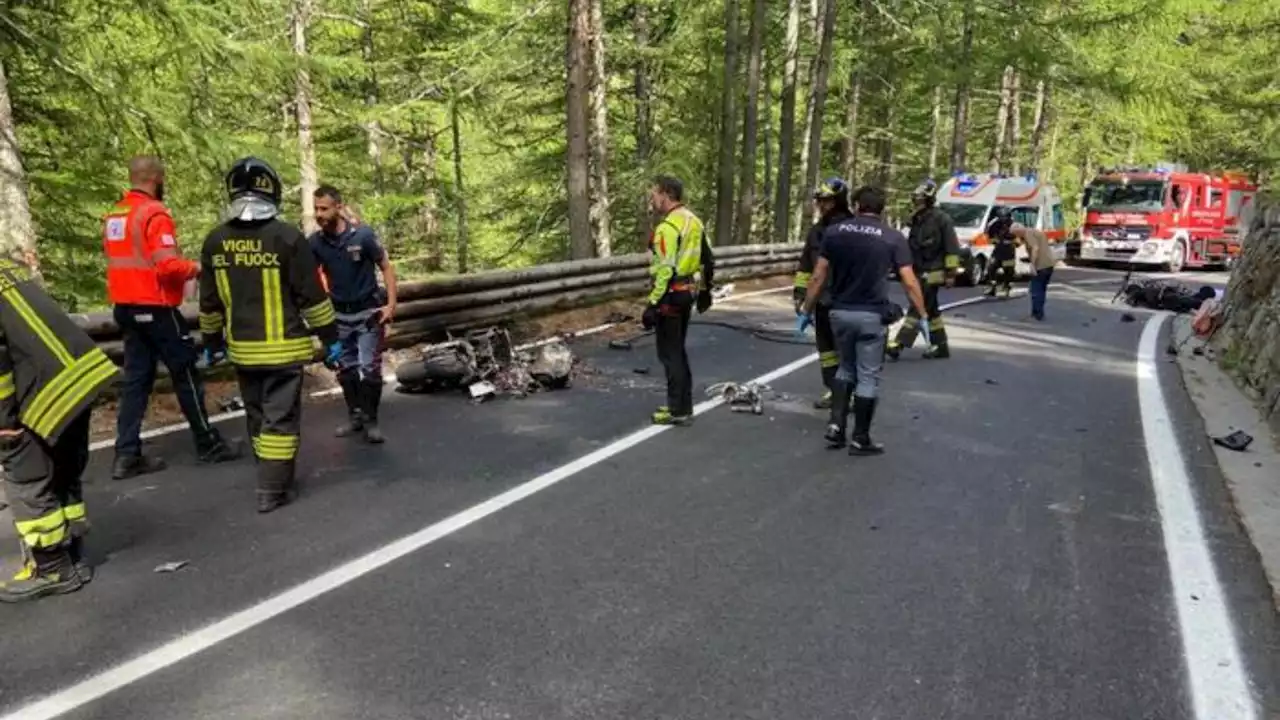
[{"x1": 934, "y1": 173, "x2": 1068, "y2": 285}]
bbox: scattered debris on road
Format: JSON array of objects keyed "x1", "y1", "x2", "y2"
[
  {"x1": 154, "y1": 560, "x2": 189, "y2": 574},
  {"x1": 394, "y1": 326, "x2": 575, "y2": 398},
  {"x1": 707, "y1": 381, "x2": 769, "y2": 415},
  {"x1": 1213, "y1": 430, "x2": 1254, "y2": 453},
  {"x1": 1120, "y1": 279, "x2": 1217, "y2": 314}
]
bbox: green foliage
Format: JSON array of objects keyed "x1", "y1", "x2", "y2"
[{"x1": 2, "y1": 0, "x2": 1276, "y2": 310}]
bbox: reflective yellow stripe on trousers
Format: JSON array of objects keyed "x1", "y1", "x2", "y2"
[
  {"x1": 15, "y1": 508, "x2": 67, "y2": 549},
  {"x1": 253, "y1": 433, "x2": 299, "y2": 461}
]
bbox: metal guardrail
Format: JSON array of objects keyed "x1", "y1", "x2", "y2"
[{"x1": 74, "y1": 244, "x2": 802, "y2": 361}]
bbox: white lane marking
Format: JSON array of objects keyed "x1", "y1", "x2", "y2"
[
  {"x1": 21, "y1": 290, "x2": 987, "y2": 719},
  {"x1": 1136, "y1": 313, "x2": 1257, "y2": 719},
  {"x1": 87, "y1": 287, "x2": 794, "y2": 452}
]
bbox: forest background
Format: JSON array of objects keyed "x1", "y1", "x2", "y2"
[{"x1": 1, "y1": 0, "x2": 1276, "y2": 310}]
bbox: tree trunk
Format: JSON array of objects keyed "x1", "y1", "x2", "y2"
[
  {"x1": 989, "y1": 65, "x2": 1015, "y2": 174},
  {"x1": 874, "y1": 86, "x2": 896, "y2": 190},
  {"x1": 449, "y1": 97, "x2": 470, "y2": 274},
  {"x1": 292, "y1": 0, "x2": 319, "y2": 235},
  {"x1": 360, "y1": 0, "x2": 383, "y2": 194},
  {"x1": 772, "y1": 0, "x2": 802, "y2": 244},
  {"x1": 927, "y1": 84, "x2": 943, "y2": 179},
  {"x1": 797, "y1": 0, "x2": 836, "y2": 230},
  {"x1": 1044, "y1": 120, "x2": 1061, "y2": 183},
  {"x1": 0, "y1": 58, "x2": 37, "y2": 269},
  {"x1": 633, "y1": 0, "x2": 654, "y2": 247},
  {"x1": 793, "y1": 0, "x2": 826, "y2": 242},
  {"x1": 714, "y1": 0, "x2": 742, "y2": 246},
  {"x1": 761, "y1": 46, "x2": 774, "y2": 233},
  {"x1": 948, "y1": 0, "x2": 974, "y2": 175},
  {"x1": 587, "y1": 0, "x2": 613, "y2": 258},
  {"x1": 839, "y1": 69, "x2": 862, "y2": 184},
  {"x1": 1027, "y1": 79, "x2": 1049, "y2": 174},
  {"x1": 420, "y1": 131, "x2": 442, "y2": 272},
  {"x1": 565, "y1": 0, "x2": 594, "y2": 260},
  {"x1": 1005, "y1": 70, "x2": 1022, "y2": 174},
  {"x1": 734, "y1": 0, "x2": 766, "y2": 246}
]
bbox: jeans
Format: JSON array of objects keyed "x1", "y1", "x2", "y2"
[
  {"x1": 830, "y1": 309, "x2": 886, "y2": 399},
  {"x1": 114, "y1": 305, "x2": 218, "y2": 457},
  {"x1": 1030, "y1": 268, "x2": 1054, "y2": 319}
]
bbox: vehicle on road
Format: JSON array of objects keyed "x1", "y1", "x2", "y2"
[
  {"x1": 935, "y1": 172, "x2": 1068, "y2": 286},
  {"x1": 1070, "y1": 164, "x2": 1257, "y2": 273}
]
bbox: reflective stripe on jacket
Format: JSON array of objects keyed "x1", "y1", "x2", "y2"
[
  {"x1": 649, "y1": 206, "x2": 705, "y2": 304},
  {"x1": 103, "y1": 190, "x2": 195, "y2": 307}
]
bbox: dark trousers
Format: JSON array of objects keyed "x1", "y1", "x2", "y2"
[
  {"x1": 655, "y1": 293, "x2": 694, "y2": 417},
  {"x1": 892, "y1": 279, "x2": 947, "y2": 349},
  {"x1": 114, "y1": 305, "x2": 219, "y2": 457},
  {"x1": 236, "y1": 368, "x2": 304, "y2": 498},
  {"x1": 1030, "y1": 267, "x2": 1053, "y2": 319},
  {"x1": 814, "y1": 303, "x2": 838, "y2": 389},
  {"x1": 2, "y1": 411, "x2": 91, "y2": 552}
]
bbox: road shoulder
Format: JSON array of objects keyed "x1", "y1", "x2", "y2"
[{"x1": 1172, "y1": 315, "x2": 1280, "y2": 610}]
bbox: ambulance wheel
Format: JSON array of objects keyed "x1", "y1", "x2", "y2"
[
  {"x1": 957, "y1": 254, "x2": 977, "y2": 287},
  {"x1": 973, "y1": 256, "x2": 989, "y2": 285}
]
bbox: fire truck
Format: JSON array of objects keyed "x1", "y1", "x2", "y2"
[{"x1": 1071, "y1": 165, "x2": 1257, "y2": 272}]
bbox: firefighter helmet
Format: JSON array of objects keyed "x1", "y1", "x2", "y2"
[
  {"x1": 985, "y1": 206, "x2": 1014, "y2": 238},
  {"x1": 911, "y1": 179, "x2": 938, "y2": 204},
  {"x1": 225, "y1": 157, "x2": 283, "y2": 206},
  {"x1": 813, "y1": 177, "x2": 849, "y2": 201}
]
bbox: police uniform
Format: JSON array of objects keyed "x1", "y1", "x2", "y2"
[
  {"x1": 198, "y1": 159, "x2": 339, "y2": 513},
  {"x1": 0, "y1": 258, "x2": 118, "y2": 602},
  {"x1": 794, "y1": 209, "x2": 851, "y2": 407},
  {"x1": 887, "y1": 202, "x2": 960, "y2": 359},
  {"x1": 647, "y1": 203, "x2": 712, "y2": 425},
  {"x1": 103, "y1": 187, "x2": 237, "y2": 479},
  {"x1": 310, "y1": 223, "x2": 388, "y2": 443}
]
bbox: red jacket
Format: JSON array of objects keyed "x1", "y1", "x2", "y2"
[{"x1": 103, "y1": 190, "x2": 198, "y2": 307}]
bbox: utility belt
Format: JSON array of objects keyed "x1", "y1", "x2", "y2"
[{"x1": 667, "y1": 275, "x2": 697, "y2": 293}]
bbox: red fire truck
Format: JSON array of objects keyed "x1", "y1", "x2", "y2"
[{"x1": 1072, "y1": 165, "x2": 1257, "y2": 272}]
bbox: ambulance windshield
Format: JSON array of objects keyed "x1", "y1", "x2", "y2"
[
  {"x1": 938, "y1": 203, "x2": 989, "y2": 228},
  {"x1": 1084, "y1": 180, "x2": 1166, "y2": 212}
]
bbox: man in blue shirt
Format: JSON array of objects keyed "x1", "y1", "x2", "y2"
[
  {"x1": 799, "y1": 186, "x2": 928, "y2": 455},
  {"x1": 310, "y1": 186, "x2": 399, "y2": 444}
]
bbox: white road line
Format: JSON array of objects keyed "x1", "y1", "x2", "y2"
[
  {"x1": 87, "y1": 286, "x2": 795, "y2": 453},
  {"x1": 1136, "y1": 314, "x2": 1257, "y2": 719},
  {"x1": 16, "y1": 290, "x2": 988, "y2": 719}
]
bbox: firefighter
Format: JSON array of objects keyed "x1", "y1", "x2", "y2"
[
  {"x1": 198, "y1": 158, "x2": 342, "y2": 514},
  {"x1": 310, "y1": 185, "x2": 399, "y2": 444},
  {"x1": 104, "y1": 156, "x2": 240, "y2": 480},
  {"x1": 643, "y1": 175, "x2": 714, "y2": 426},
  {"x1": 984, "y1": 207, "x2": 1017, "y2": 298},
  {"x1": 886, "y1": 179, "x2": 961, "y2": 360},
  {"x1": 793, "y1": 177, "x2": 852, "y2": 409},
  {"x1": 0, "y1": 255, "x2": 119, "y2": 602}
]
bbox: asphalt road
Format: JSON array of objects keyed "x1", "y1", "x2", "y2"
[{"x1": 0, "y1": 266, "x2": 1276, "y2": 719}]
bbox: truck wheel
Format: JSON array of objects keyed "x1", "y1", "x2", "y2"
[{"x1": 1163, "y1": 240, "x2": 1186, "y2": 273}]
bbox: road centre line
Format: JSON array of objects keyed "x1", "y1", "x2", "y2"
[
  {"x1": 87, "y1": 286, "x2": 795, "y2": 452},
  {"x1": 1136, "y1": 314, "x2": 1256, "y2": 719},
  {"x1": 13, "y1": 292, "x2": 991, "y2": 719}
]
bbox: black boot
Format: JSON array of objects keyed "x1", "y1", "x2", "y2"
[
  {"x1": 813, "y1": 365, "x2": 837, "y2": 409},
  {"x1": 197, "y1": 430, "x2": 244, "y2": 465},
  {"x1": 823, "y1": 380, "x2": 854, "y2": 448},
  {"x1": 335, "y1": 371, "x2": 364, "y2": 438},
  {"x1": 256, "y1": 460, "x2": 296, "y2": 514},
  {"x1": 69, "y1": 536, "x2": 93, "y2": 584},
  {"x1": 111, "y1": 454, "x2": 167, "y2": 480},
  {"x1": 849, "y1": 396, "x2": 885, "y2": 456},
  {"x1": 361, "y1": 381, "x2": 385, "y2": 444},
  {"x1": 0, "y1": 548, "x2": 83, "y2": 603}
]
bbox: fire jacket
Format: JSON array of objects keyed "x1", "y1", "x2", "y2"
[
  {"x1": 103, "y1": 190, "x2": 199, "y2": 307},
  {"x1": 907, "y1": 205, "x2": 961, "y2": 283},
  {"x1": 0, "y1": 259, "x2": 118, "y2": 442},
  {"x1": 649, "y1": 205, "x2": 713, "y2": 305},
  {"x1": 197, "y1": 218, "x2": 338, "y2": 368},
  {"x1": 793, "y1": 209, "x2": 852, "y2": 306}
]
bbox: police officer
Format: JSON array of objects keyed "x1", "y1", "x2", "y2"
[
  {"x1": 984, "y1": 207, "x2": 1017, "y2": 298},
  {"x1": 793, "y1": 177, "x2": 853, "y2": 409},
  {"x1": 798, "y1": 186, "x2": 928, "y2": 455},
  {"x1": 310, "y1": 185, "x2": 398, "y2": 444},
  {"x1": 0, "y1": 255, "x2": 119, "y2": 602},
  {"x1": 198, "y1": 158, "x2": 342, "y2": 513},
  {"x1": 642, "y1": 175, "x2": 714, "y2": 426},
  {"x1": 886, "y1": 179, "x2": 961, "y2": 360},
  {"x1": 104, "y1": 156, "x2": 240, "y2": 479}
]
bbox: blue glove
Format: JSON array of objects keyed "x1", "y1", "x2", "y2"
[
  {"x1": 200, "y1": 346, "x2": 226, "y2": 368},
  {"x1": 323, "y1": 341, "x2": 343, "y2": 370},
  {"x1": 796, "y1": 313, "x2": 813, "y2": 335}
]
